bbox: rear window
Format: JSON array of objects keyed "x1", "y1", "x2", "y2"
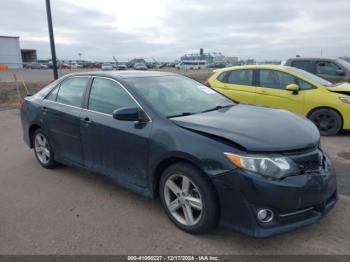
[
  {"x1": 217, "y1": 72, "x2": 228, "y2": 82},
  {"x1": 226, "y1": 70, "x2": 253, "y2": 86},
  {"x1": 291, "y1": 60, "x2": 313, "y2": 73}
]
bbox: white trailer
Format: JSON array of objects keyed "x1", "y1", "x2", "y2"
[{"x1": 0, "y1": 36, "x2": 23, "y2": 69}]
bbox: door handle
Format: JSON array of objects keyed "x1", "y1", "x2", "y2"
[
  {"x1": 257, "y1": 90, "x2": 268, "y2": 94},
  {"x1": 41, "y1": 106, "x2": 48, "y2": 112}
]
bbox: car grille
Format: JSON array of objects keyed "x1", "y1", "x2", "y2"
[{"x1": 287, "y1": 149, "x2": 324, "y2": 173}]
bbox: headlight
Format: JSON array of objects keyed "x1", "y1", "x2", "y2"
[
  {"x1": 224, "y1": 152, "x2": 300, "y2": 179},
  {"x1": 339, "y1": 96, "x2": 350, "y2": 104}
]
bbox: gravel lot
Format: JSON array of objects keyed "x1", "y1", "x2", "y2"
[{"x1": 0, "y1": 109, "x2": 349, "y2": 255}]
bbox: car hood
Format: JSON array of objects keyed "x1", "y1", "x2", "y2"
[
  {"x1": 326, "y1": 82, "x2": 350, "y2": 95},
  {"x1": 171, "y1": 104, "x2": 320, "y2": 152}
]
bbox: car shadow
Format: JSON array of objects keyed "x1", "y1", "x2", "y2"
[{"x1": 337, "y1": 130, "x2": 350, "y2": 136}]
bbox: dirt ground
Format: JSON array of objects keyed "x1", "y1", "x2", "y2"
[{"x1": 0, "y1": 81, "x2": 49, "y2": 108}]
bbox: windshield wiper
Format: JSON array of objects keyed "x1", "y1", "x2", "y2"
[
  {"x1": 200, "y1": 104, "x2": 234, "y2": 113},
  {"x1": 167, "y1": 112, "x2": 195, "y2": 118},
  {"x1": 167, "y1": 104, "x2": 234, "y2": 118}
]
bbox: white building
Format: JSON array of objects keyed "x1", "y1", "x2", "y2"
[
  {"x1": 211, "y1": 52, "x2": 226, "y2": 63},
  {"x1": 0, "y1": 36, "x2": 23, "y2": 69},
  {"x1": 225, "y1": 56, "x2": 239, "y2": 64}
]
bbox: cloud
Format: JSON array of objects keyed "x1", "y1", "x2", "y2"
[{"x1": 0, "y1": 0, "x2": 349, "y2": 61}]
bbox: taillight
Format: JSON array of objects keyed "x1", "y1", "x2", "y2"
[
  {"x1": 203, "y1": 72, "x2": 214, "y2": 87},
  {"x1": 19, "y1": 98, "x2": 25, "y2": 111}
]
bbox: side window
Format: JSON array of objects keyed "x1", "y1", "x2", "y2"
[
  {"x1": 316, "y1": 61, "x2": 341, "y2": 75},
  {"x1": 259, "y1": 70, "x2": 296, "y2": 89},
  {"x1": 56, "y1": 77, "x2": 88, "y2": 107},
  {"x1": 291, "y1": 60, "x2": 313, "y2": 73},
  {"x1": 217, "y1": 71, "x2": 228, "y2": 82},
  {"x1": 46, "y1": 87, "x2": 59, "y2": 101},
  {"x1": 88, "y1": 78, "x2": 137, "y2": 115},
  {"x1": 226, "y1": 70, "x2": 253, "y2": 86},
  {"x1": 298, "y1": 79, "x2": 314, "y2": 90}
]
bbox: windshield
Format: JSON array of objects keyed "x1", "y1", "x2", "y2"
[
  {"x1": 125, "y1": 75, "x2": 235, "y2": 118},
  {"x1": 289, "y1": 67, "x2": 333, "y2": 86}
]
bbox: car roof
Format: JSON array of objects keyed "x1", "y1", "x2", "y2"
[
  {"x1": 287, "y1": 57, "x2": 340, "y2": 61},
  {"x1": 65, "y1": 70, "x2": 177, "y2": 79},
  {"x1": 214, "y1": 64, "x2": 294, "y2": 72}
]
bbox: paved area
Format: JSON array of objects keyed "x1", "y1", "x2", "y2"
[
  {"x1": 0, "y1": 69, "x2": 93, "y2": 81},
  {"x1": 0, "y1": 109, "x2": 350, "y2": 255}
]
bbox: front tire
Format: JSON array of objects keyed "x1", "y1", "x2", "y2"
[
  {"x1": 33, "y1": 129, "x2": 58, "y2": 169},
  {"x1": 309, "y1": 109, "x2": 342, "y2": 136},
  {"x1": 159, "y1": 163, "x2": 219, "y2": 234}
]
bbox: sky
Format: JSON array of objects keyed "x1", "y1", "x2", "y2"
[{"x1": 1, "y1": 0, "x2": 349, "y2": 61}]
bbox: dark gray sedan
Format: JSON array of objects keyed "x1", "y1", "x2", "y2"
[{"x1": 20, "y1": 71, "x2": 337, "y2": 237}]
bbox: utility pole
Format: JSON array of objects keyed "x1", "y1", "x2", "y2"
[
  {"x1": 78, "y1": 53, "x2": 82, "y2": 61},
  {"x1": 45, "y1": 0, "x2": 58, "y2": 79}
]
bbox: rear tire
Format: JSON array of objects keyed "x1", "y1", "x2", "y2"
[
  {"x1": 32, "y1": 129, "x2": 58, "y2": 169},
  {"x1": 159, "y1": 162, "x2": 219, "y2": 234},
  {"x1": 309, "y1": 109, "x2": 342, "y2": 136}
]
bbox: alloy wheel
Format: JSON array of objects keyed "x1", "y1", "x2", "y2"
[
  {"x1": 34, "y1": 133, "x2": 51, "y2": 164},
  {"x1": 164, "y1": 174, "x2": 203, "y2": 226}
]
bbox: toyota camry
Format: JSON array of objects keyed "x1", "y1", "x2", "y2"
[{"x1": 20, "y1": 71, "x2": 337, "y2": 237}]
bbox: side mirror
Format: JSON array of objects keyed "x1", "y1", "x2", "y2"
[
  {"x1": 113, "y1": 107, "x2": 149, "y2": 122},
  {"x1": 336, "y1": 69, "x2": 345, "y2": 76},
  {"x1": 286, "y1": 83, "x2": 300, "y2": 92}
]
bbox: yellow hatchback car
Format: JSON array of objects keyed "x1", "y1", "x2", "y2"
[{"x1": 206, "y1": 65, "x2": 350, "y2": 135}]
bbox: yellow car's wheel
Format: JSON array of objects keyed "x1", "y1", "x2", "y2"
[{"x1": 309, "y1": 109, "x2": 342, "y2": 136}]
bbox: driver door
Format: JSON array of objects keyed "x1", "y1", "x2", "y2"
[
  {"x1": 80, "y1": 77, "x2": 152, "y2": 187},
  {"x1": 255, "y1": 69, "x2": 304, "y2": 114}
]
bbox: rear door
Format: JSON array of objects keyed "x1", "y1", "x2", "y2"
[
  {"x1": 41, "y1": 76, "x2": 90, "y2": 165},
  {"x1": 215, "y1": 69, "x2": 256, "y2": 104},
  {"x1": 255, "y1": 69, "x2": 304, "y2": 114},
  {"x1": 80, "y1": 77, "x2": 151, "y2": 187}
]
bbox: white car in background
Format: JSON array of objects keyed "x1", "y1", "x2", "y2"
[
  {"x1": 101, "y1": 63, "x2": 114, "y2": 71},
  {"x1": 70, "y1": 63, "x2": 83, "y2": 69},
  {"x1": 117, "y1": 63, "x2": 128, "y2": 70},
  {"x1": 133, "y1": 63, "x2": 148, "y2": 70},
  {"x1": 176, "y1": 60, "x2": 207, "y2": 70}
]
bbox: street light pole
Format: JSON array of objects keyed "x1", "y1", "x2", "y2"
[{"x1": 45, "y1": 0, "x2": 58, "y2": 79}]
